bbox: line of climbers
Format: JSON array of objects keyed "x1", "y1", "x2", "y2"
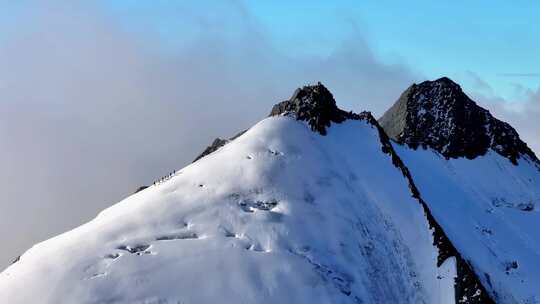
[{"x1": 153, "y1": 170, "x2": 177, "y2": 186}]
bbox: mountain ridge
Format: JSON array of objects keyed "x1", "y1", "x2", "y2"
[
  {"x1": 187, "y1": 79, "x2": 538, "y2": 303},
  {"x1": 2, "y1": 79, "x2": 539, "y2": 304}
]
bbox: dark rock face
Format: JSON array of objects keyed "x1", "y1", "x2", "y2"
[
  {"x1": 193, "y1": 138, "x2": 229, "y2": 162},
  {"x1": 193, "y1": 130, "x2": 247, "y2": 163},
  {"x1": 379, "y1": 77, "x2": 539, "y2": 165},
  {"x1": 269, "y1": 82, "x2": 360, "y2": 135},
  {"x1": 134, "y1": 186, "x2": 148, "y2": 194}
]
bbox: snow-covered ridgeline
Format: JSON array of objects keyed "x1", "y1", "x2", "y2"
[{"x1": 0, "y1": 116, "x2": 449, "y2": 304}]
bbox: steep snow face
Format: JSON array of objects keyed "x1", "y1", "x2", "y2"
[
  {"x1": 0, "y1": 116, "x2": 446, "y2": 304},
  {"x1": 394, "y1": 145, "x2": 540, "y2": 304}
]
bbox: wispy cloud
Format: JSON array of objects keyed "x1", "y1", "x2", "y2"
[
  {"x1": 469, "y1": 81, "x2": 540, "y2": 156},
  {"x1": 498, "y1": 73, "x2": 540, "y2": 78}
]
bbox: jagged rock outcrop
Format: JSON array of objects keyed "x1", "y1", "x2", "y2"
[
  {"x1": 193, "y1": 138, "x2": 229, "y2": 162},
  {"x1": 269, "y1": 82, "x2": 360, "y2": 135},
  {"x1": 379, "y1": 77, "x2": 539, "y2": 165},
  {"x1": 194, "y1": 82, "x2": 355, "y2": 162},
  {"x1": 134, "y1": 186, "x2": 148, "y2": 194},
  {"x1": 193, "y1": 130, "x2": 247, "y2": 162}
]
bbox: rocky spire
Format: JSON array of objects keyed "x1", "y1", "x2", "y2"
[
  {"x1": 379, "y1": 77, "x2": 539, "y2": 165},
  {"x1": 269, "y1": 82, "x2": 360, "y2": 135}
]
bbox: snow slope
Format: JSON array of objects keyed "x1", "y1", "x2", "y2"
[
  {"x1": 0, "y1": 116, "x2": 450, "y2": 304},
  {"x1": 378, "y1": 77, "x2": 540, "y2": 304},
  {"x1": 394, "y1": 143, "x2": 540, "y2": 304}
]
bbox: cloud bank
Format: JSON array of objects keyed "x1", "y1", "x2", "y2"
[{"x1": 472, "y1": 86, "x2": 540, "y2": 155}]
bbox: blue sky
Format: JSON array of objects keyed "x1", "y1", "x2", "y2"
[
  {"x1": 5, "y1": 0, "x2": 535, "y2": 98},
  {"x1": 101, "y1": 0, "x2": 540, "y2": 99}
]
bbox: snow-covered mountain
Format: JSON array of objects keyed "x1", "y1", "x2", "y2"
[
  {"x1": 1, "y1": 80, "x2": 538, "y2": 304},
  {"x1": 380, "y1": 78, "x2": 540, "y2": 304}
]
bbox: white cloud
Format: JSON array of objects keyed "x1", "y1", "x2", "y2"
[{"x1": 468, "y1": 81, "x2": 540, "y2": 156}]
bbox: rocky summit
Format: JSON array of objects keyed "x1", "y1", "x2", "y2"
[
  {"x1": 379, "y1": 77, "x2": 539, "y2": 165},
  {"x1": 269, "y1": 82, "x2": 360, "y2": 135}
]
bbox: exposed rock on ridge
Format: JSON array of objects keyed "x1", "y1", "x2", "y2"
[
  {"x1": 269, "y1": 82, "x2": 360, "y2": 135},
  {"x1": 193, "y1": 130, "x2": 247, "y2": 162},
  {"x1": 194, "y1": 82, "x2": 357, "y2": 162},
  {"x1": 379, "y1": 77, "x2": 539, "y2": 165},
  {"x1": 193, "y1": 138, "x2": 229, "y2": 162},
  {"x1": 134, "y1": 186, "x2": 148, "y2": 194}
]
